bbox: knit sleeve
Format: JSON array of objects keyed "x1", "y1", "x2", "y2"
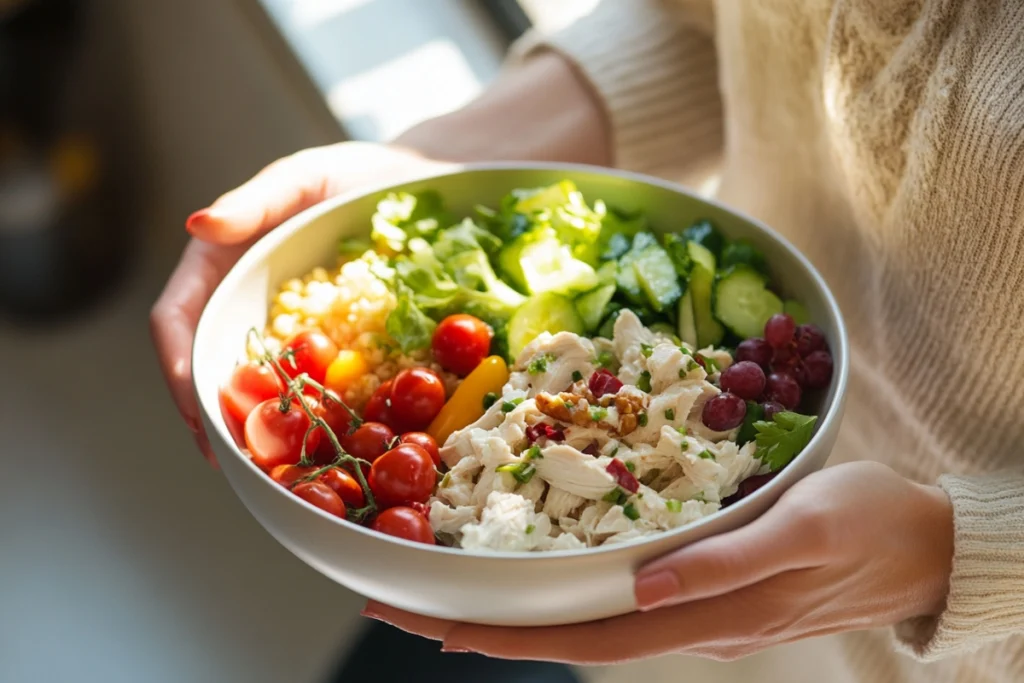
[
  {"x1": 508, "y1": 0, "x2": 722, "y2": 181},
  {"x1": 894, "y1": 472, "x2": 1024, "y2": 660}
]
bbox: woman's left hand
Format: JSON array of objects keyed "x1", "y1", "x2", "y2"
[{"x1": 362, "y1": 461, "x2": 954, "y2": 664}]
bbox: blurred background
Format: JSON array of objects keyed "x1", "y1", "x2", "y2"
[{"x1": 0, "y1": 2, "x2": 826, "y2": 682}]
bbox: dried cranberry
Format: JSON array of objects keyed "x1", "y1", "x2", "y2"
[
  {"x1": 582, "y1": 442, "x2": 600, "y2": 456},
  {"x1": 526, "y1": 423, "x2": 566, "y2": 443},
  {"x1": 605, "y1": 458, "x2": 639, "y2": 493},
  {"x1": 588, "y1": 369, "x2": 623, "y2": 398}
]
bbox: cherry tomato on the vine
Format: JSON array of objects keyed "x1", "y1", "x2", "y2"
[
  {"x1": 371, "y1": 506, "x2": 435, "y2": 544},
  {"x1": 399, "y1": 432, "x2": 440, "y2": 468},
  {"x1": 319, "y1": 467, "x2": 366, "y2": 508},
  {"x1": 311, "y1": 392, "x2": 354, "y2": 464},
  {"x1": 362, "y1": 380, "x2": 396, "y2": 427},
  {"x1": 431, "y1": 314, "x2": 493, "y2": 376},
  {"x1": 369, "y1": 443, "x2": 436, "y2": 508},
  {"x1": 220, "y1": 362, "x2": 285, "y2": 426},
  {"x1": 342, "y1": 422, "x2": 395, "y2": 468},
  {"x1": 390, "y1": 368, "x2": 446, "y2": 431},
  {"x1": 268, "y1": 464, "x2": 316, "y2": 488},
  {"x1": 244, "y1": 398, "x2": 320, "y2": 470},
  {"x1": 280, "y1": 330, "x2": 338, "y2": 384},
  {"x1": 292, "y1": 481, "x2": 346, "y2": 518}
]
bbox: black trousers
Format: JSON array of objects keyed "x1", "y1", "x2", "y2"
[{"x1": 328, "y1": 620, "x2": 581, "y2": 683}]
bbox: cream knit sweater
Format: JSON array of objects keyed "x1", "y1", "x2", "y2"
[{"x1": 516, "y1": 1, "x2": 1024, "y2": 681}]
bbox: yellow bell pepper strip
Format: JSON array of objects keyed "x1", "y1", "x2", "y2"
[{"x1": 428, "y1": 355, "x2": 509, "y2": 446}]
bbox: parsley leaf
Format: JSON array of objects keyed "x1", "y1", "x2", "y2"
[
  {"x1": 637, "y1": 371, "x2": 652, "y2": 392},
  {"x1": 753, "y1": 412, "x2": 818, "y2": 472},
  {"x1": 527, "y1": 354, "x2": 554, "y2": 374},
  {"x1": 623, "y1": 502, "x2": 640, "y2": 521}
]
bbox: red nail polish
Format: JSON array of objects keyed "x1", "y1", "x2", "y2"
[{"x1": 185, "y1": 209, "x2": 211, "y2": 234}]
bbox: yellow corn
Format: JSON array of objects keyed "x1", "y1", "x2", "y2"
[
  {"x1": 325, "y1": 350, "x2": 369, "y2": 394},
  {"x1": 428, "y1": 355, "x2": 509, "y2": 446}
]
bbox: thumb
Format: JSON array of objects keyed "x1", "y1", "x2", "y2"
[{"x1": 186, "y1": 146, "x2": 340, "y2": 246}]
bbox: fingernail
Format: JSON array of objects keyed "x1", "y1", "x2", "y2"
[
  {"x1": 185, "y1": 209, "x2": 211, "y2": 235},
  {"x1": 360, "y1": 607, "x2": 383, "y2": 620},
  {"x1": 185, "y1": 415, "x2": 201, "y2": 434},
  {"x1": 441, "y1": 645, "x2": 472, "y2": 654},
  {"x1": 635, "y1": 570, "x2": 680, "y2": 611}
]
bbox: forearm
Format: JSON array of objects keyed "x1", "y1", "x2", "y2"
[{"x1": 392, "y1": 51, "x2": 611, "y2": 166}]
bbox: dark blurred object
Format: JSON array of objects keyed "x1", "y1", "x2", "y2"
[{"x1": 0, "y1": 0, "x2": 131, "y2": 324}]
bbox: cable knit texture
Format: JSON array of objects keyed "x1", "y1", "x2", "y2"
[{"x1": 518, "y1": 1, "x2": 1024, "y2": 681}]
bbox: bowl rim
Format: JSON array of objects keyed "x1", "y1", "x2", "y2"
[{"x1": 193, "y1": 160, "x2": 849, "y2": 561}]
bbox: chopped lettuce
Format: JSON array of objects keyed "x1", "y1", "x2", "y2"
[
  {"x1": 385, "y1": 286, "x2": 437, "y2": 353},
  {"x1": 370, "y1": 190, "x2": 449, "y2": 252}
]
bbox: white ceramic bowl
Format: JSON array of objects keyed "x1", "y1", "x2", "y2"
[{"x1": 193, "y1": 163, "x2": 848, "y2": 627}]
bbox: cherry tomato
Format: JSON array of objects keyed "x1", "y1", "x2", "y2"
[
  {"x1": 280, "y1": 330, "x2": 338, "y2": 384},
  {"x1": 219, "y1": 392, "x2": 247, "y2": 450},
  {"x1": 319, "y1": 467, "x2": 366, "y2": 508},
  {"x1": 431, "y1": 314, "x2": 493, "y2": 376},
  {"x1": 292, "y1": 481, "x2": 346, "y2": 518},
  {"x1": 371, "y1": 506, "x2": 435, "y2": 544},
  {"x1": 244, "y1": 398, "x2": 320, "y2": 470},
  {"x1": 390, "y1": 368, "x2": 446, "y2": 431},
  {"x1": 362, "y1": 380, "x2": 396, "y2": 427},
  {"x1": 369, "y1": 443, "x2": 437, "y2": 508},
  {"x1": 399, "y1": 432, "x2": 440, "y2": 468},
  {"x1": 220, "y1": 362, "x2": 285, "y2": 426},
  {"x1": 342, "y1": 422, "x2": 395, "y2": 468},
  {"x1": 268, "y1": 464, "x2": 316, "y2": 488},
  {"x1": 311, "y1": 392, "x2": 354, "y2": 464}
]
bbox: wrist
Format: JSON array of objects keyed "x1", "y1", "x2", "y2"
[{"x1": 912, "y1": 482, "x2": 955, "y2": 618}]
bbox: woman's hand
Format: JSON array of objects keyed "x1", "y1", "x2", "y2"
[
  {"x1": 150, "y1": 142, "x2": 447, "y2": 463},
  {"x1": 363, "y1": 461, "x2": 954, "y2": 664}
]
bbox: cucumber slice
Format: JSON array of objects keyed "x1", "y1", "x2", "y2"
[
  {"x1": 713, "y1": 265, "x2": 784, "y2": 339},
  {"x1": 783, "y1": 299, "x2": 810, "y2": 325},
  {"x1": 687, "y1": 241, "x2": 725, "y2": 348},
  {"x1": 683, "y1": 220, "x2": 725, "y2": 259},
  {"x1": 497, "y1": 230, "x2": 544, "y2": 292},
  {"x1": 677, "y1": 289, "x2": 698, "y2": 347},
  {"x1": 632, "y1": 243, "x2": 682, "y2": 312},
  {"x1": 615, "y1": 232, "x2": 658, "y2": 306},
  {"x1": 596, "y1": 307, "x2": 621, "y2": 339},
  {"x1": 575, "y1": 284, "x2": 617, "y2": 332},
  {"x1": 508, "y1": 293, "x2": 586, "y2": 360},
  {"x1": 595, "y1": 261, "x2": 618, "y2": 286}
]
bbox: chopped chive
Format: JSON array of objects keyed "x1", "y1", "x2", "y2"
[
  {"x1": 624, "y1": 460, "x2": 636, "y2": 473},
  {"x1": 496, "y1": 461, "x2": 536, "y2": 484},
  {"x1": 664, "y1": 408, "x2": 675, "y2": 421},
  {"x1": 501, "y1": 397, "x2": 524, "y2": 413},
  {"x1": 527, "y1": 354, "x2": 553, "y2": 374},
  {"x1": 665, "y1": 499, "x2": 682, "y2": 513},
  {"x1": 572, "y1": 370, "x2": 583, "y2": 382},
  {"x1": 698, "y1": 449, "x2": 716, "y2": 460},
  {"x1": 640, "y1": 343, "x2": 653, "y2": 358},
  {"x1": 525, "y1": 524, "x2": 536, "y2": 534},
  {"x1": 439, "y1": 472, "x2": 451, "y2": 488},
  {"x1": 610, "y1": 447, "x2": 619, "y2": 458},
  {"x1": 679, "y1": 368, "x2": 687, "y2": 378},
  {"x1": 623, "y1": 502, "x2": 640, "y2": 521},
  {"x1": 525, "y1": 445, "x2": 542, "y2": 460},
  {"x1": 637, "y1": 371, "x2": 652, "y2": 393},
  {"x1": 590, "y1": 406, "x2": 608, "y2": 421},
  {"x1": 676, "y1": 426, "x2": 688, "y2": 436},
  {"x1": 679, "y1": 347, "x2": 693, "y2": 357},
  {"x1": 482, "y1": 392, "x2": 499, "y2": 410},
  {"x1": 603, "y1": 488, "x2": 628, "y2": 505},
  {"x1": 638, "y1": 412, "x2": 649, "y2": 427},
  {"x1": 698, "y1": 354, "x2": 719, "y2": 374},
  {"x1": 596, "y1": 351, "x2": 615, "y2": 369}
]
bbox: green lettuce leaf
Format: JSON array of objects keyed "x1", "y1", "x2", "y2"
[{"x1": 385, "y1": 286, "x2": 437, "y2": 353}]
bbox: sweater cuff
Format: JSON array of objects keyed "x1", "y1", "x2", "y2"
[
  {"x1": 894, "y1": 472, "x2": 1024, "y2": 660},
  {"x1": 508, "y1": 0, "x2": 723, "y2": 181}
]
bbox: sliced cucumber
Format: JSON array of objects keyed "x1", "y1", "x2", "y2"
[
  {"x1": 677, "y1": 289, "x2": 698, "y2": 347},
  {"x1": 508, "y1": 293, "x2": 586, "y2": 360},
  {"x1": 632, "y1": 243, "x2": 682, "y2": 312},
  {"x1": 682, "y1": 220, "x2": 725, "y2": 259},
  {"x1": 783, "y1": 299, "x2": 810, "y2": 325},
  {"x1": 596, "y1": 307, "x2": 621, "y2": 339},
  {"x1": 497, "y1": 229, "x2": 544, "y2": 292},
  {"x1": 595, "y1": 261, "x2": 618, "y2": 286},
  {"x1": 575, "y1": 284, "x2": 617, "y2": 332},
  {"x1": 615, "y1": 232, "x2": 659, "y2": 306},
  {"x1": 713, "y1": 265, "x2": 784, "y2": 339},
  {"x1": 687, "y1": 241, "x2": 725, "y2": 348}
]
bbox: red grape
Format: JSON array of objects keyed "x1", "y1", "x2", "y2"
[
  {"x1": 794, "y1": 324, "x2": 827, "y2": 357},
  {"x1": 764, "y1": 313, "x2": 796, "y2": 348},
  {"x1": 737, "y1": 472, "x2": 776, "y2": 498},
  {"x1": 719, "y1": 361, "x2": 766, "y2": 401},
  {"x1": 761, "y1": 400, "x2": 785, "y2": 420},
  {"x1": 701, "y1": 392, "x2": 747, "y2": 431},
  {"x1": 765, "y1": 372, "x2": 801, "y2": 410},
  {"x1": 802, "y1": 350, "x2": 833, "y2": 390},
  {"x1": 735, "y1": 338, "x2": 772, "y2": 369},
  {"x1": 770, "y1": 344, "x2": 801, "y2": 374}
]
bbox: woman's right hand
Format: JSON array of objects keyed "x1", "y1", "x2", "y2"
[{"x1": 150, "y1": 141, "x2": 450, "y2": 463}]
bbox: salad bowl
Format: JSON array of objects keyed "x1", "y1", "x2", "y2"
[{"x1": 192, "y1": 163, "x2": 848, "y2": 627}]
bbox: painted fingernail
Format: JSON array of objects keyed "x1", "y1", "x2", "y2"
[
  {"x1": 635, "y1": 570, "x2": 680, "y2": 610},
  {"x1": 185, "y1": 415, "x2": 201, "y2": 434},
  {"x1": 185, "y1": 209, "x2": 211, "y2": 235}
]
